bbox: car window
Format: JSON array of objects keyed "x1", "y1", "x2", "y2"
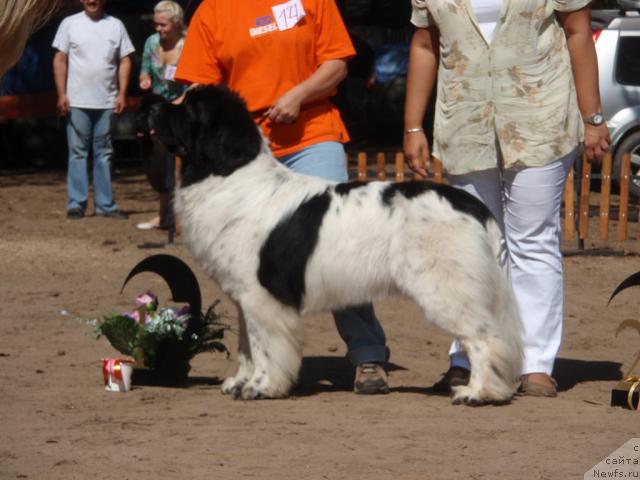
[{"x1": 616, "y1": 36, "x2": 640, "y2": 86}]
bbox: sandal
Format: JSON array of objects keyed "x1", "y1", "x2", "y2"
[{"x1": 518, "y1": 373, "x2": 558, "y2": 397}]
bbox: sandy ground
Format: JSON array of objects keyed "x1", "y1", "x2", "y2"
[{"x1": 1, "y1": 167, "x2": 639, "y2": 480}]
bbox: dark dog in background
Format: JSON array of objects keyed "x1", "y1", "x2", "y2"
[{"x1": 135, "y1": 93, "x2": 171, "y2": 195}]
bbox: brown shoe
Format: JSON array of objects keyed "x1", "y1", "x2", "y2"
[
  {"x1": 432, "y1": 366, "x2": 471, "y2": 394},
  {"x1": 518, "y1": 373, "x2": 557, "y2": 397},
  {"x1": 354, "y1": 362, "x2": 389, "y2": 394}
]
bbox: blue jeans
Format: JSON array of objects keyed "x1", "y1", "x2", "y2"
[
  {"x1": 278, "y1": 141, "x2": 389, "y2": 365},
  {"x1": 66, "y1": 107, "x2": 118, "y2": 213}
]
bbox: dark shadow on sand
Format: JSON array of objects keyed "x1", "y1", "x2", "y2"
[
  {"x1": 397, "y1": 358, "x2": 625, "y2": 396},
  {"x1": 553, "y1": 357, "x2": 624, "y2": 392},
  {"x1": 292, "y1": 356, "x2": 406, "y2": 397},
  {"x1": 128, "y1": 357, "x2": 624, "y2": 395},
  {"x1": 131, "y1": 368, "x2": 223, "y2": 388}
]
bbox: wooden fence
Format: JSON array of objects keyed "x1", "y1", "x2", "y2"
[{"x1": 349, "y1": 150, "x2": 635, "y2": 242}]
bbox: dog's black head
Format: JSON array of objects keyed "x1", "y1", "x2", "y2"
[
  {"x1": 135, "y1": 93, "x2": 166, "y2": 139},
  {"x1": 149, "y1": 85, "x2": 263, "y2": 187}
]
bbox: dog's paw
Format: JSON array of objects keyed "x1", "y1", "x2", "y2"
[
  {"x1": 221, "y1": 376, "x2": 246, "y2": 396},
  {"x1": 235, "y1": 378, "x2": 291, "y2": 400},
  {"x1": 450, "y1": 385, "x2": 512, "y2": 406},
  {"x1": 450, "y1": 386, "x2": 486, "y2": 406},
  {"x1": 239, "y1": 385, "x2": 266, "y2": 400}
]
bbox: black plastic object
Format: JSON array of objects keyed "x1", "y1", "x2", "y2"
[{"x1": 608, "y1": 271, "x2": 640, "y2": 305}]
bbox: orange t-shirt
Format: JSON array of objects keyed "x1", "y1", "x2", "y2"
[{"x1": 175, "y1": 0, "x2": 355, "y2": 157}]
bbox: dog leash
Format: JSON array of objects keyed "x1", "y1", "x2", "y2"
[{"x1": 256, "y1": 111, "x2": 270, "y2": 126}]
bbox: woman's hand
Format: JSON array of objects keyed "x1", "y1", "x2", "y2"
[
  {"x1": 265, "y1": 59, "x2": 348, "y2": 124},
  {"x1": 583, "y1": 123, "x2": 610, "y2": 163},
  {"x1": 267, "y1": 88, "x2": 303, "y2": 124},
  {"x1": 139, "y1": 75, "x2": 152, "y2": 90},
  {"x1": 403, "y1": 131, "x2": 431, "y2": 177}
]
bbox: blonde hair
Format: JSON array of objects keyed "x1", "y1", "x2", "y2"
[
  {"x1": 0, "y1": 0, "x2": 61, "y2": 77},
  {"x1": 154, "y1": 1, "x2": 184, "y2": 27}
]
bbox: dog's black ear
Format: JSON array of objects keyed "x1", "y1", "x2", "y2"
[
  {"x1": 150, "y1": 102, "x2": 192, "y2": 158},
  {"x1": 190, "y1": 85, "x2": 263, "y2": 177}
]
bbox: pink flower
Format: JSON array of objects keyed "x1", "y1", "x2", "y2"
[
  {"x1": 135, "y1": 291, "x2": 158, "y2": 311},
  {"x1": 127, "y1": 310, "x2": 142, "y2": 324}
]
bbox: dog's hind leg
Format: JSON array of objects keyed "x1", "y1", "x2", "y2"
[
  {"x1": 400, "y1": 235, "x2": 522, "y2": 405},
  {"x1": 221, "y1": 310, "x2": 255, "y2": 397},
  {"x1": 235, "y1": 296, "x2": 304, "y2": 400},
  {"x1": 452, "y1": 266, "x2": 523, "y2": 406}
]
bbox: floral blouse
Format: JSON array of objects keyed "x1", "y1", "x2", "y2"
[
  {"x1": 411, "y1": 0, "x2": 590, "y2": 174},
  {"x1": 140, "y1": 32, "x2": 188, "y2": 101}
]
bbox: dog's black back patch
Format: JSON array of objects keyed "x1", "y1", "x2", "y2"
[
  {"x1": 258, "y1": 191, "x2": 332, "y2": 310},
  {"x1": 334, "y1": 181, "x2": 368, "y2": 196},
  {"x1": 381, "y1": 181, "x2": 493, "y2": 225}
]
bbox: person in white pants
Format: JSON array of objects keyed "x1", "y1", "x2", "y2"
[
  {"x1": 446, "y1": 148, "x2": 577, "y2": 391},
  {"x1": 404, "y1": 0, "x2": 610, "y2": 397}
]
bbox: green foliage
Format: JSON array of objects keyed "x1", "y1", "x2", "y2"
[
  {"x1": 95, "y1": 313, "x2": 138, "y2": 357},
  {"x1": 95, "y1": 298, "x2": 229, "y2": 377}
]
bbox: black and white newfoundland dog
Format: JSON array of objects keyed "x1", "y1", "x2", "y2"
[{"x1": 149, "y1": 85, "x2": 523, "y2": 405}]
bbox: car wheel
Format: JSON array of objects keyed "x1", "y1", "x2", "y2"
[{"x1": 613, "y1": 130, "x2": 640, "y2": 198}]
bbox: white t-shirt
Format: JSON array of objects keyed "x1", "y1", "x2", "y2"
[
  {"x1": 52, "y1": 11, "x2": 135, "y2": 109},
  {"x1": 469, "y1": 0, "x2": 502, "y2": 42}
]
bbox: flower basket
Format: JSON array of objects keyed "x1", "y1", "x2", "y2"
[{"x1": 95, "y1": 254, "x2": 229, "y2": 386}]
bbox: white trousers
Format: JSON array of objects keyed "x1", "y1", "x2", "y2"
[{"x1": 446, "y1": 148, "x2": 578, "y2": 375}]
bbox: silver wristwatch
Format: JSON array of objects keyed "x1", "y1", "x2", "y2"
[{"x1": 583, "y1": 112, "x2": 605, "y2": 126}]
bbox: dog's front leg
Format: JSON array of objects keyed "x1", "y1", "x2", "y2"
[
  {"x1": 236, "y1": 297, "x2": 304, "y2": 400},
  {"x1": 221, "y1": 310, "x2": 254, "y2": 398}
]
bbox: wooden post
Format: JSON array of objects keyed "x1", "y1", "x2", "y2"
[
  {"x1": 357, "y1": 151, "x2": 367, "y2": 182},
  {"x1": 432, "y1": 157, "x2": 443, "y2": 184},
  {"x1": 618, "y1": 152, "x2": 631, "y2": 241},
  {"x1": 395, "y1": 152, "x2": 405, "y2": 183},
  {"x1": 563, "y1": 168, "x2": 575, "y2": 241},
  {"x1": 376, "y1": 152, "x2": 386, "y2": 180},
  {"x1": 599, "y1": 152, "x2": 612, "y2": 240},
  {"x1": 578, "y1": 153, "x2": 592, "y2": 240}
]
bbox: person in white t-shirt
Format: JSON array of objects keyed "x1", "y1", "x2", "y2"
[{"x1": 52, "y1": 0, "x2": 135, "y2": 220}]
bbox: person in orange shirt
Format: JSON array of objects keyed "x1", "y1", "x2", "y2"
[{"x1": 176, "y1": 0, "x2": 390, "y2": 394}]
